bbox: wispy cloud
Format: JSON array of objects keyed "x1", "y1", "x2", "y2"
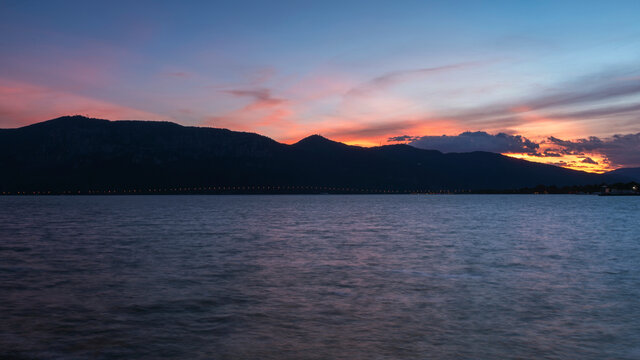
[
  {"x1": 331, "y1": 62, "x2": 640, "y2": 148},
  {"x1": 345, "y1": 62, "x2": 481, "y2": 98},
  {"x1": 544, "y1": 102, "x2": 640, "y2": 120},
  {"x1": 223, "y1": 88, "x2": 286, "y2": 109},
  {"x1": 163, "y1": 71, "x2": 191, "y2": 78},
  {"x1": 322, "y1": 119, "x2": 425, "y2": 140},
  {"x1": 448, "y1": 64, "x2": 640, "y2": 128}
]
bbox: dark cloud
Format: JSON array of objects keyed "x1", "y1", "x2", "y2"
[
  {"x1": 387, "y1": 135, "x2": 421, "y2": 142},
  {"x1": 547, "y1": 136, "x2": 604, "y2": 151},
  {"x1": 391, "y1": 126, "x2": 640, "y2": 168},
  {"x1": 547, "y1": 132, "x2": 640, "y2": 167},
  {"x1": 409, "y1": 131, "x2": 539, "y2": 154},
  {"x1": 542, "y1": 150, "x2": 563, "y2": 157},
  {"x1": 527, "y1": 149, "x2": 565, "y2": 157}
]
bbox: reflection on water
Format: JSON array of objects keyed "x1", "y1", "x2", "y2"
[{"x1": 1, "y1": 195, "x2": 639, "y2": 359}]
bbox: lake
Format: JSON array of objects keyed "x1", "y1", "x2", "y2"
[{"x1": 1, "y1": 195, "x2": 639, "y2": 359}]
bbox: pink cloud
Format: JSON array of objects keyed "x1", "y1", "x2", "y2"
[
  {"x1": 1, "y1": 43, "x2": 131, "y2": 93},
  {"x1": 202, "y1": 88, "x2": 300, "y2": 136},
  {"x1": 0, "y1": 78, "x2": 169, "y2": 128}
]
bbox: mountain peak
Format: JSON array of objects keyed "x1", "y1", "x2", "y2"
[
  {"x1": 292, "y1": 134, "x2": 349, "y2": 148},
  {"x1": 0, "y1": 116, "x2": 623, "y2": 192},
  {"x1": 295, "y1": 134, "x2": 332, "y2": 143}
]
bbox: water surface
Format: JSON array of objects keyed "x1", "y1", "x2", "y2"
[{"x1": 1, "y1": 195, "x2": 639, "y2": 359}]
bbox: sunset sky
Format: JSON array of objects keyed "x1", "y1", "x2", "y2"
[{"x1": 1, "y1": 1, "x2": 639, "y2": 172}]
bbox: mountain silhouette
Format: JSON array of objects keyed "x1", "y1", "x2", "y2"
[
  {"x1": 606, "y1": 167, "x2": 640, "y2": 182},
  {"x1": 0, "y1": 116, "x2": 626, "y2": 193},
  {"x1": 292, "y1": 134, "x2": 352, "y2": 150}
]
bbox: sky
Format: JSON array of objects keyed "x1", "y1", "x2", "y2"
[{"x1": 1, "y1": 0, "x2": 639, "y2": 172}]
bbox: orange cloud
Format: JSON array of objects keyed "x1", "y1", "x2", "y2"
[{"x1": 503, "y1": 152, "x2": 613, "y2": 173}]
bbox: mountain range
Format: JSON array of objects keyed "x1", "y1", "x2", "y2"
[
  {"x1": 0, "y1": 116, "x2": 633, "y2": 194},
  {"x1": 606, "y1": 167, "x2": 640, "y2": 183}
]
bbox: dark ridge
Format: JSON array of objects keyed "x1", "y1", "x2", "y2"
[
  {"x1": 291, "y1": 134, "x2": 351, "y2": 151},
  {"x1": 607, "y1": 167, "x2": 640, "y2": 182},
  {"x1": 0, "y1": 116, "x2": 628, "y2": 194},
  {"x1": 293, "y1": 134, "x2": 332, "y2": 144},
  {"x1": 20, "y1": 115, "x2": 110, "y2": 129}
]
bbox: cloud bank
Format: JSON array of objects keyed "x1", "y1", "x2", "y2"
[
  {"x1": 402, "y1": 131, "x2": 540, "y2": 154},
  {"x1": 389, "y1": 130, "x2": 640, "y2": 169},
  {"x1": 547, "y1": 133, "x2": 640, "y2": 168}
]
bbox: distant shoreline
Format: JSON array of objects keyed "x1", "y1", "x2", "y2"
[
  {"x1": 2, "y1": 190, "x2": 636, "y2": 196},
  {"x1": 4, "y1": 182, "x2": 639, "y2": 196}
]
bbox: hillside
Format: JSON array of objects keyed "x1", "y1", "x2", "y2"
[{"x1": 0, "y1": 116, "x2": 623, "y2": 193}]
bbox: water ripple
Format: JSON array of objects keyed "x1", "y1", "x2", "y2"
[{"x1": 1, "y1": 195, "x2": 639, "y2": 359}]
